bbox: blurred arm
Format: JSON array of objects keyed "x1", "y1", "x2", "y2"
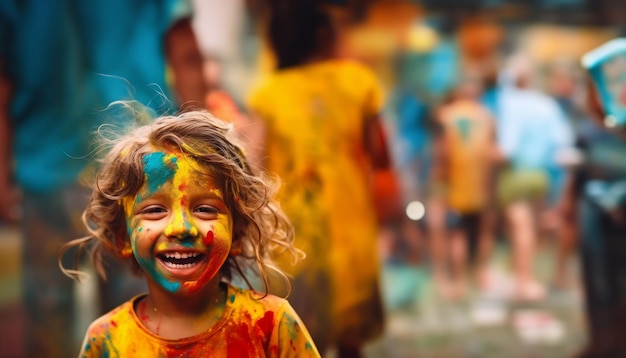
[
  {"x1": 0, "y1": 60, "x2": 19, "y2": 222},
  {"x1": 551, "y1": 100, "x2": 575, "y2": 149},
  {"x1": 364, "y1": 114, "x2": 391, "y2": 170},
  {"x1": 487, "y1": 113, "x2": 505, "y2": 166},
  {"x1": 165, "y1": 17, "x2": 207, "y2": 107},
  {"x1": 496, "y1": 94, "x2": 521, "y2": 163},
  {"x1": 431, "y1": 109, "x2": 449, "y2": 186}
]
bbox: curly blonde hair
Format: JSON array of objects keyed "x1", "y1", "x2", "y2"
[{"x1": 61, "y1": 109, "x2": 300, "y2": 294}]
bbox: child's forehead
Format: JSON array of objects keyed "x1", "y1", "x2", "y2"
[
  {"x1": 141, "y1": 148, "x2": 212, "y2": 176},
  {"x1": 130, "y1": 149, "x2": 223, "y2": 201}
]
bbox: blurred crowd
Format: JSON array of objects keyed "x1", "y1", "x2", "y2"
[{"x1": 2, "y1": 0, "x2": 626, "y2": 357}]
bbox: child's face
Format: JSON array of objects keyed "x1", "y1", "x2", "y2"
[{"x1": 122, "y1": 150, "x2": 233, "y2": 296}]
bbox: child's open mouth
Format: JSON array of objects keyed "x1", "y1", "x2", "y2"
[{"x1": 158, "y1": 252, "x2": 206, "y2": 269}]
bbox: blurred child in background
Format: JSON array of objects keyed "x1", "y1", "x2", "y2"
[{"x1": 431, "y1": 70, "x2": 500, "y2": 300}]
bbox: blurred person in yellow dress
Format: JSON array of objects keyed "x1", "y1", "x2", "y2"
[{"x1": 245, "y1": 0, "x2": 395, "y2": 356}]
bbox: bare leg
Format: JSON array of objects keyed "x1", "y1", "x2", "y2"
[
  {"x1": 554, "y1": 219, "x2": 577, "y2": 288},
  {"x1": 449, "y1": 228, "x2": 468, "y2": 301},
  {"x1": 553, "y1": 175, "x2": 578, "y2": 288},
  {"x1": 427, "y1": 198, "x2": 451, "y2": 299},
  {"x1": 507, "y1": 201, "x2": 545, "y2": 300},
  {"x1": 475, "y1": 210, "x2": 497, "y2": 291},
  {"x1": 401, "y1": 217, "x2": 424, "y2": 265}
]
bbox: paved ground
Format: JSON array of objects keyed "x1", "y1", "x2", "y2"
[
  {"x1": 361, "y1": 241, "x2": 587, "y2": 358},
  {"x1": 0, "y1": 224, "x2": 587, "y2": 358}
]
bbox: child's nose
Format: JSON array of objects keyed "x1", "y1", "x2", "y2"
[{"x1": 164, "y1": 212, "x2": 199, "y2": 239}]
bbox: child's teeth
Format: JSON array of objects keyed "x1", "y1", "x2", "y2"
[
  {"x1": 163, "y1": 262, "x2": 197, "y2": 269},
  {"x1": 164, "y1": 252, "x2": 199, "y2": 259}
]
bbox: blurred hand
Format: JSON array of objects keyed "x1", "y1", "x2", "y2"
[{"x1": 0, "y1": 183, "x2": 21, "y2": 223}]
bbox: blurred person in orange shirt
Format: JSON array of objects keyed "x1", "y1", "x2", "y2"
[{"x1": 430, "y1": 70, "x2": 500, "y2": 300}]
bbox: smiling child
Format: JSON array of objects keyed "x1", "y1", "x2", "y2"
[{"x1": 61, "y1": 109, "x2": 320, "y2": 357}]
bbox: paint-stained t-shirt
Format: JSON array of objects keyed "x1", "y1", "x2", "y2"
[{"x1": 79, "y1": 284, "x2": 321, "y2": 357}]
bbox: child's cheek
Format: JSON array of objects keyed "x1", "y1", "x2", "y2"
[
  {"x1": 131, "y1": 227, "x2": 160, "y2": 262},
  {"x1": 126, "y1": 217, "x2": 141, "y2": 239}
]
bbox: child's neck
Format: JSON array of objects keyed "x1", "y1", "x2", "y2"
[
  {"x1": 305, "y1": 52, "x2": 335, "y2": 66},
  {"x1": 138, "y1": 278, "x2": 227, "y2": 339},
  {"x1": 302, "y1": 43, "x2": 346, "y2": 66}
]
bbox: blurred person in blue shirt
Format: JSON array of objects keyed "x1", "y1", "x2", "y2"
[
  {"x1": 495, "y1": 54, "x2": 575, "y2": 301},
  {"x1": 0, "y1": 1, "x2": 205, "y2": 356}
]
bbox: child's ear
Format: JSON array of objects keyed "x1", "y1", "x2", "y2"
[
  {"x1": 120, "y1": 242, "x2": 133, "y2": 258},
  {"x1": 116, "y1": 233, "x2": 133, "y2": 258},
  {"x1": 230, "y1": 236, "x2": 243, "y2": 256}
]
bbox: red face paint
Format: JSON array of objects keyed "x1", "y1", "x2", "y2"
[
  {"x1": 179, "y1": 183, "x2": 188, "y2": 207},
  {"x1": 204, "y1": 230, "x2": 215, "y2": 245}
]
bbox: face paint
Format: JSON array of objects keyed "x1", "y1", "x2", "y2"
[
  {"x1": 204, "y1": 230, "x2": 215, "y2": 245},
  {"x1": 123, "y1": 150, "x2": 233, "y2": 295},
  {"x1": 142, "y1": 152, "x2": 177, "y2": 198}
]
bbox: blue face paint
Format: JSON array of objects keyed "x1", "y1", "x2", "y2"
[
  {"x1": 142, "y1": 152, "x2": 178, "y2": 198},
  {"x1": 135, "y1": 254, "x2": 181, "y2": 292}
]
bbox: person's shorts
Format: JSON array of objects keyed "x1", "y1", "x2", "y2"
[
  {"x1": 446, "y1": 210, "x2": 482, "y2": 263},
  {"x1": 496, "y1": 168, "x2": 549, "y2": 207}
]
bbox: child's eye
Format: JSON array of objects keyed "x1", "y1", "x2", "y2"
[
  {"x1": 140, "y1": 206, "x2": 167, "y2": 216},
  {"x1": 194, "y1": 205, "x2": 219, "y2": 218},
  {"x1": 195, "y1": 205, "x2": 218, "y2": 214}
]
